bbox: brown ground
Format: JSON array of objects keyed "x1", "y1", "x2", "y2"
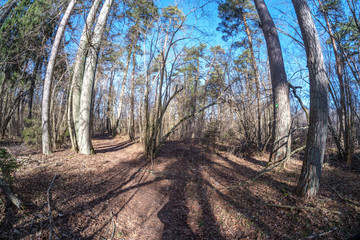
[{"x1": 1, "y1": 136, "x2": 359, "y2": 239}]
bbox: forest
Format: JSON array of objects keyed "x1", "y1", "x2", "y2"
[{"x1": 0, "y1": 0, "x2": 359, "y2": 239}]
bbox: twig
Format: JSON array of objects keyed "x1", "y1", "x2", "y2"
[
  {"x1": 110, "y1": 215, "x2": 116, "y2": 240},
  {"x1": 304, "y1": 227, "x2": 337, "y2": 239},
  {"x1": 226, "y1": 145, "x2": 306, "y2": 190},
  {"x1": 268, "y1": 204, "x2": 341, "y2": 214},
  {"x1": 335, "y1": 190, "x2": 360, "y2": 206},
  {"x1": 103, "y1": 211, "x2": 116, "y2": 240},
  {"x1": 47, "y1": 174, "x2": 57, "y2": 240}
]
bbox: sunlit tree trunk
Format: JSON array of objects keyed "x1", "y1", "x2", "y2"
[
  {"x1": 69, "y1": 0, "x2": 102, "y2": 151},
  {"x1": 78, "y1": 0, "x2": 113, "y2": 155},
  {"x1": 115, "y1": 48, "x2": 132, "y2": 133},
  {"x1": 42, "y1": 0, "x2": 77, "y2": 155},
  {"x1": 253, "y1": 0, "x2": 291, "y2": 168},
  {"x1": 292, "y1": 0, "x2": 329, "y2": 198},
  {"x1": 129, "y1": 50, "x2": 136, "y2": 141}
]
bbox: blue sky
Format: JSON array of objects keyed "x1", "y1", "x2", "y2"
[{"x1": 1, "y1": 0, "x2": 315, "y2": 106}]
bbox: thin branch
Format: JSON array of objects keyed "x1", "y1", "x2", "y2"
[
  {"x1": 47, "y1": 174, "x2": 57, "y2": 240},
  {"x1": 227, "y1": 145, "x2": 306, "y2": 190}
]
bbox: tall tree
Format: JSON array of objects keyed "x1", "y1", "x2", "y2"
[
  {"x1": 292, "y1": 0, "x2": 329, "y2": 198},
  {"x1": 218, "y1": 0, "x2": 263, "y2": 149},
  {"x1": 41, "y1": 0, "x2": 77, "y2": 155},
  {"x1": 253, "y1": 0, "x2": 291, "y2": 168},
  {"x1": 78, "y1": 0, "x2": 114, "y2": 155},
  {"x1": 69, "y1": 0, "x2": 102, "y2": 151}
]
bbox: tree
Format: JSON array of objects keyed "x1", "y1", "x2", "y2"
[
  {"x1": 114, "y1": 0, "x2": 158, "y2": 137},
  {"x1": 0, "y1": 0, "x2": 19, "y2": 28},
  {"x1": 178, "y1": 43, "x2": 206, "y2": 138},
  {"x1": 0, "y1": 0, "x2": 63, "y2": 139},
  {"x1": 143, "y1": 5, "x2": 186, "y2": 159},
  {"x1": 253, "y1": 0, "x2": 292, "y2": 168},
  {"x1": 292, "y1": 0, "x2": 329, "y2": 198},
  {"x1": 68, "y1": 0, "x2": 102, "y2": 151},
  {"x1": 218, "y1": 0, "x2": 263, "y2": 149},
  {"x1": 78, "y1": 0, "x2": 114, "y2": 155},
  {"x1": 41, "y1": 0, "x2": 77, "y2": 155}
]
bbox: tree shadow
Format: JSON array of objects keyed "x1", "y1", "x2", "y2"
[
  {"x1": 155, "y1": 141, "x2": 308, "y2": 238},
  {"x1": 3, "y1": 138, "x2": 359, "y2": 239},
  {"x1": 95, "y1": 140, "x2": 135, "y2": 153},
  {"x1": 1, "y1": 144, "x2": 160, "y2": 239},
  {"x1": 157, "y1": 142, "x2": 224, "y2": 239},
  {"x1": 242, "y1": 154, "x2": 268, "y2": 167}
]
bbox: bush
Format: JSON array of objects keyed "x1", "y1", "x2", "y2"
[{"x1": 22, "y1": 118, "x2": 41, "y2": 147}]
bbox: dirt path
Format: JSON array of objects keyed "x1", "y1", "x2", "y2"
[{"x1": 1, "y1": 136, "x2": 360, "y2": 239}]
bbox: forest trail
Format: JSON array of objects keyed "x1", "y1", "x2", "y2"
[{"x1": 1, "y1": 136, "x2": 360, "y2": 239}]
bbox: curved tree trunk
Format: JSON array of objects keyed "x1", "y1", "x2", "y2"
[
  {"x1": 69, "y1": 0, "x2": 102, "y2": 151},
  {"x1": 253, "y1": 0, "x2": 291, "y2": 168},
  {"x1": 78, "y1": 0, "x2": 113, "y2": 155},
  {"x1": 41, "y1": 0, "x2": 77, "y2": 155},
  {"x1": 292, "y1": 0, "x2": 329, "y2": 199}
]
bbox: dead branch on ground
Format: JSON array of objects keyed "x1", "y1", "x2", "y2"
[{"x1": 47, "y1": 174, "x2": 57, "y2": 240}]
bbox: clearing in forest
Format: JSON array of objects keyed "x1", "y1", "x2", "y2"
[{"x1": 1, "y1": 136, "x2": 359, "y2": 239}]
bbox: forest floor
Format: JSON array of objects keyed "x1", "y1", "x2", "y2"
[{"x1": 1, "y1": 135, "x2": 360, "y2": 240}]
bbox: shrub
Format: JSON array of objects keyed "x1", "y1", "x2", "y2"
[{"x1": 22, "y1": 118, "x2": 41, "y2": 147}]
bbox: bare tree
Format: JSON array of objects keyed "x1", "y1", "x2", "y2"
[
  {"x1": 78, "y1": 0, "x2": 114, "y2": 155},
  {"x1": 69, "y1": 0, "x2": 102, "y2": 151},
  {"x1": 253, "y1": 0, "x2": 291, "y2": 168},
  {"x1": 292, "y1": 0, "x2": 329, "y2": 198},
  {"x1": 42, "y1": 0, "x2": 77, "y2": 155}
]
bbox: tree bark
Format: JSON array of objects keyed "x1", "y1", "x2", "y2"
[
  {"x1": 70, "y1": 0, "x2": 102, "y2": 151},
  {"x1": 292, "y1": 0, "x2": 329, "y2": 198},
  {"x1": 41, "y1": 0, "x2": 77, "y2": 155},
  {"x1": 129, "y1": 50, "x2": 136, "y2": 141},
  {"x1": 253, "y1": 0, "x2": 291, "y2": 167},
  {"x1": 78, "y1": 0, "x2": 113, "y2": 155}
]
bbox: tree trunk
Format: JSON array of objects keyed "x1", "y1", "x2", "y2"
[
  {"x1": 129, "y1": 51, "x2": 136, "y2": 141},
  {"x1": 106, "y1": 69, "x2": 115, "y2": 134},
  {"x1": 70, "y1": 0, "x2": 102, "y2": 151},
  {"x1": 317, "y1": 0, "x2": 348, "y2": 161},
  {"x1": 115, "y1": 48, "x2": 132, "y2": 133},
  {"x1": 292, "y1": 0, "x2": 329, "y2": 199},
  {"x1": 28, "y1": 58, "x2": 42, "y2": 119},
  {"x1": 243, "y1": 14, "x2": 262, "y2": 149},
  {"x1": 253, "y1": 0, "x2": 291, "y2": 168},
  {"x1": 78, "y1": 0, "x2": 113, "y2": 155},
  {"x1": 41, "y1": 0, "x2": 76, "y2": 155}
]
